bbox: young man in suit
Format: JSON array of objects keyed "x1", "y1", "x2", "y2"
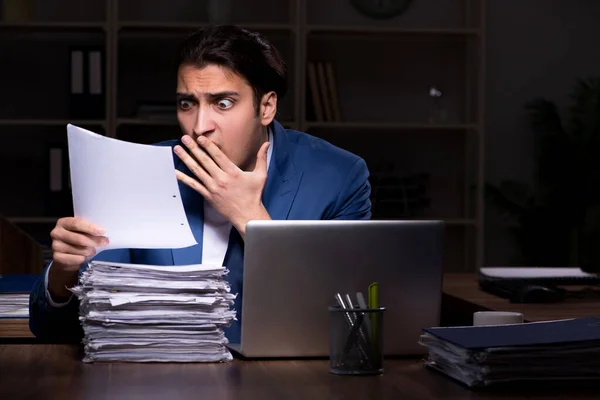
[{"x1": 30, "y1": 25, "x2": 372, "y2": 343}]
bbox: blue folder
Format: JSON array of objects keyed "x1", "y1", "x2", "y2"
[
  {"x1": 0, "y1": 274, "x2": 41, "y2": 293},
  {"x1": 423, "y1": 317, "x2": 600, "y2": 350}
]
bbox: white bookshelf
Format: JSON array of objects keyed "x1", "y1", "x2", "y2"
[{"x1": 0, "y1": 0, "x2": 485, "y2": 272}]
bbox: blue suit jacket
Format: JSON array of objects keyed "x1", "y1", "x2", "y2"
[{"x1": 29, "y1": 120, "x2": 372, "y2": 343}]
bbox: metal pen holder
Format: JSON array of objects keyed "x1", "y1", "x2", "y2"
[{"x1": 328, "y1": 305, "x2": 386, "y2": 375}]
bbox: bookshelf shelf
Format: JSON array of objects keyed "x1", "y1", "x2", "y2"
[
  {"x1": 306, "y1": 25, "x2": 480, "y2": 35},
  {"x1": 0, "y1": 119, "x2": 105, "y2": 127},
  {"x1": 117, "y1": 118, "x2": 298, "y2": 128},
  {"x1": 0, "y1": 21, "x2": 106, "y2": 30},
  {"x1": 0, "y1": 0, "x2": 485, "y2": 273},
  {"x1": 305, "y1": 122, "x2": 479, "y2": 131},
  {"x1": 6, "y1": 217, "x2": 59, "y2": 224},
  {"x1": 118, "y1": 21, "x2": 294, "y2": 32},
  {"x1": 117, "y1": 118, "x2": 178, "y2": 126}
]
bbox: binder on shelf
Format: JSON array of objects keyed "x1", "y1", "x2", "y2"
[
  {"x1": 44, "y1": 140, "x2": 73, "y2": 218},
  {"x1": 68, "y1": 46, "x2": 105, "y2": 119}
]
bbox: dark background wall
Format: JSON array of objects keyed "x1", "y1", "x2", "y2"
[{"x1": 0, "y1": 0, "x2": 596, "y2": 272}]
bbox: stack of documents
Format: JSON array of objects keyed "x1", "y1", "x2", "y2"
[
  {"x1": 419, "y1": 317, "x2": 600, "y2": 388},
  {"x1": 71, "y1": 261, "x2": 236, "y2": 363},
  {"x1": 0, "y1": 293, "x2": 29, "y2": 317},
  {"x1": 0, "y1": 274, "x2": 39, "y2": 318}
]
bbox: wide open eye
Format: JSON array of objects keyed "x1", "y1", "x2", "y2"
[
  {"x1": 217, "y1": 99, "x2": 234, "y2": 110},
  {"x1": 178, "y1": 99, "x2": 195, "y2": 111}
]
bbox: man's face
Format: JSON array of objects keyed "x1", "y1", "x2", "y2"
[{"x1": 176, "y1": 64, "x2": 273, "y2": 170}]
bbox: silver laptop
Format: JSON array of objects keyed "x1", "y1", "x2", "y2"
[{"x1": 227, "y1": 219, "x2": 445, "y2": 358}]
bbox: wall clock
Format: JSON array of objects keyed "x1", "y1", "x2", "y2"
[{"x1": 349, "y1": 0, "x2": 413, "y2": 20}]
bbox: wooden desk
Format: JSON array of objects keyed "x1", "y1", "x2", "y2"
[
  {"x1": 0, "y1": 318, "x2": 33, "y2": 338},
  {"x1": 443, "y1": 273, "x2": 600, "y2": 322},
  {"x1": 0, "y1": 344, "x2": 597, "y2": 399}
]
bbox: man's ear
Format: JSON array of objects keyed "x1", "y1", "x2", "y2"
[{"x1": 259, "y1": 91, "x2": 277, "y2": 126}]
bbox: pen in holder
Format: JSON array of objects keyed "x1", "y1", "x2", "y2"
[{"x1": 328, "y1": 305, "x2": 386, "y2": 375}]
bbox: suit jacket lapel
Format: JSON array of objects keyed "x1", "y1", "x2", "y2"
[
  {"x1": 262, "y1": 121, "x2": 303, "y2": 220},
  {"x1": 171, "y1": 155, "x2": 204, "y2": 265}
]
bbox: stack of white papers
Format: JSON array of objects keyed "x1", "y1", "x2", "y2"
[
  {"x1": 71, "y1": 261, "x2": 236, "y2": 363},
  {"x1": 0, "y1": 293, "x2": 29, "y2": 317}
]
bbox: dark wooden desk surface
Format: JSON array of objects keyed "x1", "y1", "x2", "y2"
[
  {"x1": 443, "y1": 273, "x2": 600, "y2": 322},
  {"x1": 1, "y1": 344, "x2": 599, "y2": 399}
]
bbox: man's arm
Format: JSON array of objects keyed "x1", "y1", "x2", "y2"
[
  {"x1": 29, "y1": 262, "x2": 85, "y2": 343},
  {"x1": 29, "y1": 249, "x2": 132, "y2": 343},
  {"x1": 331, "y1": 157, "x2": 372, "y2": 220}
]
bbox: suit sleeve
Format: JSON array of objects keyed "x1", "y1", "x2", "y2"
[
  {"x1": 29, "y1": 248, "x2": 132, "y2": 343},
  {"x1": 331, "y1": 157, "x2": 372, "y2": 220}
]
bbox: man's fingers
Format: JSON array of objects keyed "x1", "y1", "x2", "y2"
[
  {"x1": 53, "y1": 253, "x2": 87, "y2": 269},
  {"x1": 196, "y1": 136, "x2": 237, "y2": 173},
  {"x1": 254, "y1": 141, "x2": 270, "y2": 174},
  {"x1": 52, "y1": 241, "x2": 96, "y2": 258},
  {"x1": 52, "y1": 227, "x2": 108, "y2": 249},
  {"x1": 178, "y1": 136, "x2": 222, "y2": 177},
  {"x1": 60, "y1": 217, "x2": 104, "y2": 236},
  {"x1": 174, "y1": 145, "x2": 213, "y2": 187},
  {"x1": 176, "y1": 170, "x2": 211, "y2": 199}
]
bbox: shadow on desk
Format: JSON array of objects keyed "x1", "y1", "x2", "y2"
[{"x1": 422, "y1": 366, "x2": 600, "y2": 396}]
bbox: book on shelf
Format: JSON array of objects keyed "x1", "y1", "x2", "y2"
[
  {"x1": 306, "y1": 60, "x2": 342, "y2": 123},
  {"x1": 44, "y1": 140, "x2": 73, "y2": 218}
]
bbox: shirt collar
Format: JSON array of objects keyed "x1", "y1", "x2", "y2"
[{"x1": 266, "y1": 126, "x2": 274, "y2": 170}]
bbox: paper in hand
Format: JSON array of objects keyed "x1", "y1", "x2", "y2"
[{"x1": 66, "y1": 124, "x2": 197, "y2": 253}]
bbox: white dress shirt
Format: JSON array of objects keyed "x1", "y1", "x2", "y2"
[{"x1": 45, "y1": 128, "x2": 273, "y2": 307}]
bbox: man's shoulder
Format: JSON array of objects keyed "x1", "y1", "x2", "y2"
[
  {"x1": 151, "y1": 139, "x2": 182, "y2": 167},
  {"x1": 283, "y1": 128, "x2": 364, "y2": 169},
  {"x1": 153, "y1": 139, "x2": 180, "y2": 148}
]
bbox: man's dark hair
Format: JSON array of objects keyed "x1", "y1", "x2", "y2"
[{"x1": 177, "y1": 25, "x2": 288, "y2": 116}]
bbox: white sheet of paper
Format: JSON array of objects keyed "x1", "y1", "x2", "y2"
[{"x1": 66, "y1": 124, "x2": 197, "y2": 252}]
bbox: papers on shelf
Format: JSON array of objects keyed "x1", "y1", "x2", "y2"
[
  {"x1": 71, "y1": 261, "x2": 236, "y2": 363},
  {"x1": 0, "y1": 293, "x2": 29, "y2": 318},
  {"x1": 0, "y1": 274, "x2": 38, "y2": 318}
]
